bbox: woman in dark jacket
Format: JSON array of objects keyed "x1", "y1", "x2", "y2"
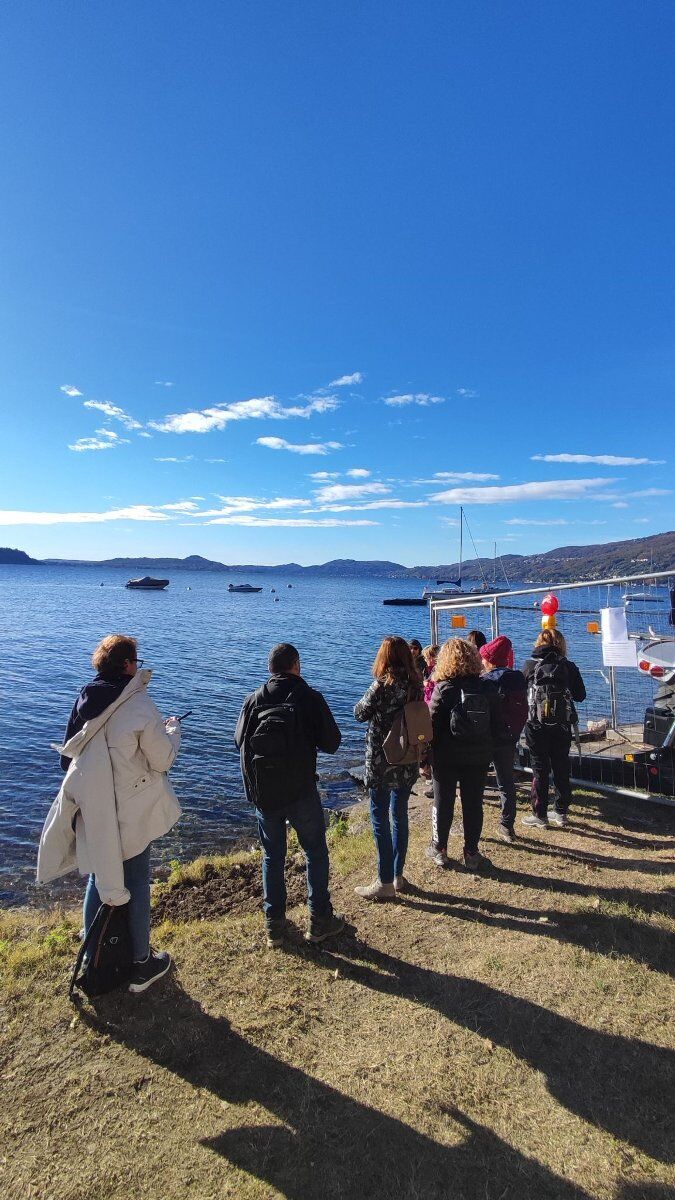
[
  {"x1": 521, "y1": 628, "x2": 586, "y2": 830},
  {"x1": 354, "y1": 636, "x2": 422, "y2": 900},
  {"x1": 429, "y1": 638, "x2": 504, "y2": 870}
]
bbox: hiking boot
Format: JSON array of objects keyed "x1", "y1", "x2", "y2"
[
  {"x1": 265, "y1": 918, "x2": 289, "y2": 948},
  {"x1": 522, "y1": 814, "x2": 548, "y2": 829},
  {"x1": 354, "y1": 880, "x2": 396, "y2": 901},
  {"x1": 498, "y1": 825, "x2": 516, "y2": 844},
  {"x1": 305, "y1": 912, "x2": 346, "y2": 942},
  {"x1": 548, "y1": 811, "x2": 568, "y2": 828},
  {"x1": 394, "y1": 875, "x2": 410, "y2": 894},
  {"x1": 464, "y1": 850, "x2": 492, "y2": 871},
  {"x1": 128, "y1": 949, "x2": 172, "y2": 994}
]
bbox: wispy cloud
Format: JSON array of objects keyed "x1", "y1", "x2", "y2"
[
  {"x1": 532, "y1": 453, "x2": 666, "y2": 466},
  {"x1": 313, "y1": 500, "x2": 428, "y2": 512},
  {"x1": 150, "y1": 395, "x2": 338, "y2": 435},
  {"x1": 309, "y1": 471, "x2": 340, "y2": 480},
  {"x1": 256, "y1": 437, "x2": 342, "y2": 456},
  {"x1": 329, "y1": 372, "x2": 364, "y2": 387},
  {"x1": 456, "y1": 387, "x2": 478, "y2": 399},
  {"x1": 156, "y1": 500, "x2": 201, "y2": 512},
  {"x1": 313, "y1": 482, "x2": 390, "y2": 503},
  {"x1": 154, "y1": 455, "x2": 195, "y2": 463},
  {"x1": 83, "y1": 400, "x2": 142, "y2": 430},
  {"x1": 428, "y1": 471, "x2": 500, "y2": 482},
  {"x1": 204, "y1": 515, "x2": 377, "y2": 527},
  {"x1": 154, "y1": 380, "x2": 174, "y2": 387},
  {"x1": 430, "y1": 479, "x2": 615, "y2": 504},
  {"x1": 60, "y1": 385, "x2": 82, "y2": 397},
  {"x1": 68, "y1": 430, "x2": 130, "y2": 453},
  {"x1": 203, "y1": 496, "x2": 308, "y2": 516},
  {"x1": 383, "y1": 393, "x2": 445, "y2": 407},
  {"x1": 505, "y1": 518, "x2": 569, "y2": 526},
  {"x1": 625, "y1": 488, "x2": 671, "y2": 498},
  {"x1": 345, "y1": 468, "x2": 371, "y2": 478},
  {"x1": 0, "y1": 505, "x2": 170, "y2": 525}
]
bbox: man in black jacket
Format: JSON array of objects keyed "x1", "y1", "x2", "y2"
[
  {"x1": 235, "y1": 643, "x2": 345, "y2": 947},
  {"x1": 522, "y1": 630, "x2": 586, "y2": 829}
]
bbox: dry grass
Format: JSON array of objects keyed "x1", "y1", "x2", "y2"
[{"x1": 1, "y1": 785, "x2": 674, "y2": 1200}]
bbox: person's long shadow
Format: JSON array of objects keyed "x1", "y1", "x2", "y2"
[
  {"x1": 286, "y1": 937, "x2": 674, "y2": 1165},
  {"x1": 398, "y1": 885, "x2": 674, "y2": 977},
  {"x1": 79, "y1": 983, "x2": 593, "y2": 1200},
  {"x1": 470, "y1": 860, "x2": 674, "y2": 917},
  {"x1": 490, "y1": 835, "x2": 675, "y2": 876}
]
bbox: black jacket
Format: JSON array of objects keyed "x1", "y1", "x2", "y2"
[
  {"x1": 523, "y1": 648, "x2": 586, "y2": 727},
  {"x1": 481, "y1": 666, "x2": 528, "y2": 746},
  {"x1": 60, "y1": 672, "x2": 131, "y2": 770},
  {"x1": 234, "y1": 673, "x2": 341, "y2": 805},
  {"x1": 429, "y1": 674, "x2": 505, "y2": 769}
]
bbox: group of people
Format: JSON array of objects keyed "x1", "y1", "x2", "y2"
[{"x1": 37, "y1": 623, "x2": 585, "y2": 992}]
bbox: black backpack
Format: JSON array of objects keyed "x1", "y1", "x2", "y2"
[
  {"x1": 249, "y1": 685, "x2": 312, "y2": 813},
  {"x1": 449, "y1": 685, "x2": 492, "y2": 744},
  {"x1": 69, "y1": 903, "x2": 133, "y2": 1000},
  {"x1": 528, "y1": 655, "x2": 572, "y2": 727},
  {"x1": 494, "y1": 669, "x2": 529, "y2": 740}
]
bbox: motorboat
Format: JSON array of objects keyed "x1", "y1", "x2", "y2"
[
  {"x1": 383, "y1": 595, "x2": 428, "y2": 607},
  {"x1": 125, "y1": 577, "x2": 169, "y2": 590},
  {"x1": 228, "y1": 583, "x2": 263, "y2": 593},
  {"x1": 623, "y1": 591, "x2": 665, "y2": 603}
]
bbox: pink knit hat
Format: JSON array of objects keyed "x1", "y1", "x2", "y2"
[{"x1": 479, "y1": 635, "x2": 513, "y2": 669}]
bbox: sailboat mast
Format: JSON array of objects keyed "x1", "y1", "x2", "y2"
[{"x1": 459, "y1": 506, "x2": 463, "y2": 586}]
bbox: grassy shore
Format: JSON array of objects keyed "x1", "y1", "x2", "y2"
[{"x1": 1, "y1": 784, "x2": 674, "y2": 1200}]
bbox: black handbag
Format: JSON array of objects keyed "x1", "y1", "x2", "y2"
[{"x1": 69, "y1": 902, "x2": 133, "y2": 1000}]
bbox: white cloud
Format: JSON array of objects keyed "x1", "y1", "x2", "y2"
[
  {"x1": 138, "y1": 431, "x2": 153, "y2": 439},
  {"x1": 83, "y1": 400, "x2": 142, "y2": 430},
  {"x1": 345, "y1": 468, "x2": 371, "y2": 478},
  {"x1": 150, "y1": 395, "x2": 338, "y2": 434},
  {"x1": 313, "y1": 481, "x2": 390, "y2": 503},
  {"x1": 430, "y1": 471, "x2": 500, "y2": 482},
  {"x1": 256, "y1": 437, "x2": 343, "y2": 456},
  {"x1": 68, "y1": 430, "x2": 130, "y2": 452},
  {"x1": 613, "y1": 502, "x2": 629, "y2": 509},
  {"x1": 154, "y1": 455, "x2": 195, "y2": 463},
  {"x1": 60, "y1": 385, "x2": 82, "y2": 397},
  {"x1": 204, "y1": 515, "x2": 377, "y2": 528},
  {"x1": 0, "y1": 505, "x2": 170, "y2": 525},
  {"x1": 625, "y1": 488, "x2": 671, "y2": 498},
  {"x1": 383, "y1": 393, "x2": 445, "y2": 407},
  {"x1": 203, "y1": 496, "x2": 308, "y2": 516},
  {"x1": 532, "y1": 453, "x2": 666, "y2": 466},
  {"x1": 309, "y1": 471, "x2": 340, "y2": 480},
  {"x1": 634, "y1": 518, "x2": 651, "y2": 524},
  {"x1": 329, "y1": 372, "x2": 364, "y2": 387},
  {"x1": 156, "y1": 501, "x2": 201, "y2": 512},
  {"x1": 430, "y1": 478, "x2": 615, "y2": 504},
  {"x1": 314, "y1": 500, "x2": 428, "y2": 512},
  {"x1": 205, "y1": 457, "x2": 227, "y2": 463},
  {"x1": 456, "y1": 387, "x2": 478, "y2": 398},
  {"x1": 505, "y1": 518, "x2": 569, "y2": 526},
  {"x1": 154, "y1": 380, "x2": 174, "y2": 386}
]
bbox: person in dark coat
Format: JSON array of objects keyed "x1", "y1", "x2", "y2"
[
  {"x1": 354, "y1": 636, "x2": 422, "y2": 900},
  {"x1": 235, "y1": 643, "x2": 344, "y2": 947},
  {"x1": 479, "y1": 635, "x2": 528, "y2": 844},
  {"x1": 429, "y1": 638, "x2": 504, "y2": 871},
  {"x1": 521, "y1": 629, "x2": 586, "y2": 830}
]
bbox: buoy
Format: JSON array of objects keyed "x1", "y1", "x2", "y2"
[
  {"x1": 541, "y1": 593, "x2": 559, "y2": 616},
  {"x1": 271, "y1": 588, "x2": 276, "y2": 593},
  {"x1": 274, "y1": 597, "x2": 280, "y2": 603}
]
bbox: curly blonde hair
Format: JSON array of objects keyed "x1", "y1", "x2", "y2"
[{"x1": 434, "y1": 637, "x2": 482, "y2": 681}]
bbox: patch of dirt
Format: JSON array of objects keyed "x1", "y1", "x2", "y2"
[{"x1": 153, "y1": 853, "x2": 308, "y2": 922}]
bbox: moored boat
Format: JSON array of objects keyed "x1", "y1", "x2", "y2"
[
  {"x1": 125, "y1": 576, "x2": 169, "y2": 590},
  {"x1": 228, "y1": 582, "x2": 263, "y2": 593}
]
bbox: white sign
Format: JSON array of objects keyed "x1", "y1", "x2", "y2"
[{"x1": 600, "y1": 606, "x2": 637, "y2": 668}]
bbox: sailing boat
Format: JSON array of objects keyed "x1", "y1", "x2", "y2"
[{"x1": 423, "y1": 509, "x2": 510, "y2": 599}]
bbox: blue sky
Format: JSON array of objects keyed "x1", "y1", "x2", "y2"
[{"x1": 1, "y1": 1, "x2": 673, "y2": 565}]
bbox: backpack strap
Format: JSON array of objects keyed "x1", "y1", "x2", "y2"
[{"x1": 69, "y1": 903, "x2": 109, "y2": 1002}]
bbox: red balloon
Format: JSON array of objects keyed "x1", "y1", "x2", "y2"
[{"x1": 541, "y1": 593, "x2": 559, "y2": 616}]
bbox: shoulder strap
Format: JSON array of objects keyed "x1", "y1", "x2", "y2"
[{"x1": 69, "y1": 903, "x2": 108, "y2": 1002}]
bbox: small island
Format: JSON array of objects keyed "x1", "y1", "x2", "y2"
[{"x1": 0, "y1": 547, "x2": 40, "y2": 565}]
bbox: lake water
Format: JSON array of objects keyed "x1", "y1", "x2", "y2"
[{"x1": 0, "y1": 564, "x2": 667, "y2": 904}]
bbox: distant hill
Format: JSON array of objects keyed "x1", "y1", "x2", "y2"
[
  {"x1": 0, "y1": 547, "x2": 39, "y2": 565},
  {"x1": 18, "y1": 530, "x2": 675, "y2": 583}
]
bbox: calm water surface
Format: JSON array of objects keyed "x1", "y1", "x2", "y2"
[{"x1": 0, "y1": 564, "x2": 664, "y2": 903}]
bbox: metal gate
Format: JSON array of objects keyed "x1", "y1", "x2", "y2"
[{"x1": 429, "y1": 570, "x2": 675, "y2": 807}]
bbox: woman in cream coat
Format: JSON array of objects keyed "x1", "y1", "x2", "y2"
[{"x1": 38, "y1": 634, "x2": 181, "y2": 993}]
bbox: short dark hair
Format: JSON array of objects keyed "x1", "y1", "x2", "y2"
[
  {"x1": 467, "y1": 629, "x2": 487, "y2": 650},
  {"x1": 268, "y1": 642, "x2": 300, "y2": 674}
]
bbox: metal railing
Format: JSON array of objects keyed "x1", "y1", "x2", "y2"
[{"x1": 429, "y1": 569, "x2": 675, "y2": 806}]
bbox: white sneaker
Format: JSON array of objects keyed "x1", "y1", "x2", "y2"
[
  {"x1": 548, "y1": 811, "x2": 568, "y2": 828},
  {"x1": 521, "y1": 814, "x2": 548, "y2": 829},
  {"x1": 354, "y1": 880, "x2": 396, "y2": 901}
]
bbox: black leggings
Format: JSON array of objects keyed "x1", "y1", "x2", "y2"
[{"x1": 432, "y1": 763, "x2": 489, "y2": 855}]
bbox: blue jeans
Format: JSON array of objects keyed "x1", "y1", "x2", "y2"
[
  {"x1": 255, "y1": 791, "x2": 332, "y2": 921},
  {"x1": 369, "y1": 783, "x2": 411, "y2": 884},
  {"x1": 83, "y1": 845, "x2": 152, "y2": 961}
]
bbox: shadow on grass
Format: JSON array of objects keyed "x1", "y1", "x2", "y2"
[
  {"x1": 468, "y1": 861, "x2": 674, "y2": 918},
  {"x1": 80, "y1": 982, "x2": 593, "y2": 1200},
  {"x1": 487, "y1": 835, "x2": 675, "y2": 876},
  {"x1": 286, "y1": 936, "x2": 674, "y2": 1166},
  {"x1": 398, "y1": 885, "x2": 674, "y2": 977}
]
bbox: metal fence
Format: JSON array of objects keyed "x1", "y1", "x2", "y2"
[{"x1": 429, "y1": 570, "x2": 675, "y2": 807}]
